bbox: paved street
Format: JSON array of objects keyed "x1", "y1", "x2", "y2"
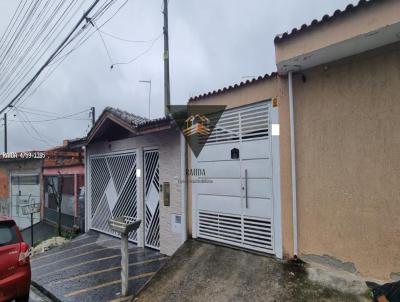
[{"x1": 30, "y1": 231, "x2": 168, "y2": 302}]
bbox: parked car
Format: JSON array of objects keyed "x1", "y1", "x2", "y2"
[{"x1": 0, "y1": 216, "x2": 31, "y2": 302}]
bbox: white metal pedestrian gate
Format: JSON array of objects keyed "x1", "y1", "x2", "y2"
[
  {"x1": 144, "y1": 150, "x2": 160, "y2": 249},
  {"x1": 193, "y1": 101, "x2": 278, "y2": 254},
  {"x1": 89, "y1": 152, "x2": 138, "y2": 242}
]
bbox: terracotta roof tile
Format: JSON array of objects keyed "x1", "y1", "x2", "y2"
[
  {"x1": 104, "y1": 107, "x2": 171, "y2": 129},
  {"x1": 274, "y1": 0, "x2": 376, "y2": 43},
  {"x1": 188, "y1": 72, "x2": 278, "y2": 102},
  {"x1": 104, "y1": 106, "x2": 149, "y2": 126}
]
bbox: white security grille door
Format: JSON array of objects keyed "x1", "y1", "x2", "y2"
[
  {"x1": 195, "y1": 101, "x2": 275, "y2": 254},
  {"x1": 144, "y1": 150, "x2": 160, "y2": 249},
  {"x1": 89, "y1": 152, "x2": 138, "y2": 242}
]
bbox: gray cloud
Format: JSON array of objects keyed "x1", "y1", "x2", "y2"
[{"x1": 0, "y1": 0, "x2": 358, "y2": 151}]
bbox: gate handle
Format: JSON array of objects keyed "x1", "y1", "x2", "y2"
[{"x1": 244, "y1": 169, "x2": 248, "y2": 209}]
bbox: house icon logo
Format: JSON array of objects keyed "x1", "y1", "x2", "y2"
[
  {"x1": 183, "y1": 114, "x2": 210, "y2": 137},
  {"x1": 167, "y1": 105, "x2": 226, "y2": 157}
]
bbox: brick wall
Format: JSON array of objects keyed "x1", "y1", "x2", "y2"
[{"x1": 0, "y1": 167, "x2": 9, "y2": 199}]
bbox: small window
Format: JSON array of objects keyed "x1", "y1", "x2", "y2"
[
  {"x1": 11, "y1": 175, "x2": 39, "y2": 185},
  {"x1": 0, "y1": 221, "x2": 20, "y2": 246}
]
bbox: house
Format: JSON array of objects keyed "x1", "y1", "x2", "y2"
[
  {"x1": 42, "y1": 138, "x2": 85, "y2": 231},
  {"x1": 0, "y1": 139, "x2": 86, "y2": 232},
  {"x1": 80, "y1": 0, "x2": 399, "y2": 281},
  {"x1": 84, "y1": 107, "x2": 186, "y2": 256},
  {"x1": 0, "y1": 152, "x2": 44, "y2": 229},
  {"x1": 187, "y1": 0, "x2": 400, "y2": 280}
]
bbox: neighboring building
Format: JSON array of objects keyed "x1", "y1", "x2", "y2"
[
  {"x1": 42, "y1": 138, "x2": 85, "y2": 231},
  {"x1": 85, "y1": 107, "x2": 186, "y2": 256},
  {"x1": 0, "y1": 139, "x2": 86, "y2": 232},
  {"x1": 274, "y1": 0, "x2": 400, "y2": 281},
  {"x1": 187, "y1": 0, "x2": 400, "y2": 281},
  {"x1": 0, "y1": 153, "x2": 44, "y2": 229}
]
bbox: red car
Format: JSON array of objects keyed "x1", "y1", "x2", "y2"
[{"x1": 0, "y1": 216, "x2": 31, "y2": 302}]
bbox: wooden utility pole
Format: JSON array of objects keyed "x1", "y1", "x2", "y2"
[
  {"x1": 4, "y1": 113, "x2": 7, "y2": 152},
  {"x1": 91, "y1": 107, "x2": 95, "y2": 126},
  {"x1": 163, "y1": 0, "x2": 170, "y2": 116}
]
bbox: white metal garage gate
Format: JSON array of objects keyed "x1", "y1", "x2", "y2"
[
  {"x1": 88, "y1": 151, "x2": 138, "y2": 242},
  {"x1": 192, "y1": 100, "x2": 282, "y2": 256}
]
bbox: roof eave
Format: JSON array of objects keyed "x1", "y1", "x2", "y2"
[{"x1": 86, "y1": 112, "x2": 140, "y2": 145}]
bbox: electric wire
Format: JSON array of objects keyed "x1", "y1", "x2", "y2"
[
  {"x1": 111, "y1": 33, "x2": 162, "y2": 68},
  {"x1": 0, "y1": 0, "x2": 103, "y2": 115},
  {"x1": 0, "y1": 0, "x2": 67, "y2": 86},
  {"x1": 10, "y1": 109, "x2": 91, "y2": 123},
  {"x1": 99, "y1": 29, "x2": 162, "y2": 43},
  {"x1": 0, "y1": 0, "x2": 83, "y2": 103}
]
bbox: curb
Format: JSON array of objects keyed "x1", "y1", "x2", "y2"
[{"x1": 31, "y1": 281, "x2": 63, "y2": 302}]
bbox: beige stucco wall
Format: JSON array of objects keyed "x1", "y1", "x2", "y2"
[
  {"x1": 86, "y1": 128, "x2": 183, "y2": 256},
  {"x1": 275, "y1": 0, "x2": 400, "y2": 64},
  {"x1": 290, "y1": 42, "x2": 400, "y2": 280},
  {"x1": 275, "y1": 78, "x2": 294, "y2": 259}
]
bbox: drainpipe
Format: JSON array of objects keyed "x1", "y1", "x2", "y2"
[
  {"x1": 180, "y1": 133, "x2": 188, "y2": 242},
  {"x1": 288, "y1": 71, "x2": 298, "y2": 257}
]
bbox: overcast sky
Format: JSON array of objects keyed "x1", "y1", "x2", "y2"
[{"x1": 0, "y1": 0, "x2": 358, "y2": 152}]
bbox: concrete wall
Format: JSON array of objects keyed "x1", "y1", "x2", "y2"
[
  {"x1": 86, "y1": 128, "x2": 183, "y2": 256},
  {"x1": 289, "y1": 42, "x2": 400, "y2": 280}
]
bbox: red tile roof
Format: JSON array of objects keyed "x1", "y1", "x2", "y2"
[
  {"x1": 188, "y1": 72, "x2": 278, "y2": 102},
  {"x1": 274, "y1": 0, "x2": 376, "y2": 43}
]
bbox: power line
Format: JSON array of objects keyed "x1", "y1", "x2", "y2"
[
  {"x1": 47, "y1": 0, "x2": 129, "y2": 67},
  {"x1": 0, "y1": 0, "x2": 36, "y2": 69},
  {"x1": 100, "y1": 30, "x2": 161, "y2": 43},
  {"x1": 111, "y1": 33, "x2": 162, "y2": 68},
  {"x1": 0, "y1": 0, "x2": 124, "y2": 114},
  {"x1": 0, "y1": 0, "x2": 53, "y2": 78},
  {"x1": 0, "y1": 1, "x2": 25, "y2": 52},
  {"x1": 11, "y1": 108, "x2": 91, "y2": 123},
  {"x1": 0, "y1": 0, "x2": 84, "y2": 104},
  {"x1": 15, "y1": 109, "x2": 56, "y2": 146},
  {"x1": 14, "y1": 2, "x2": 121, "y2": 108},
  {"x1": 12, "y1": 0, "x2": 131, "y2": 110},
  {"x1": 0, "y1": 0, "x2": 70, "y2": 93},
  {"x1": 0, "y1": 0, "x2": 102, "y2": 116},
  {"x1": 90, "y1": 19, "x2": 114, "y2": 65}
]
